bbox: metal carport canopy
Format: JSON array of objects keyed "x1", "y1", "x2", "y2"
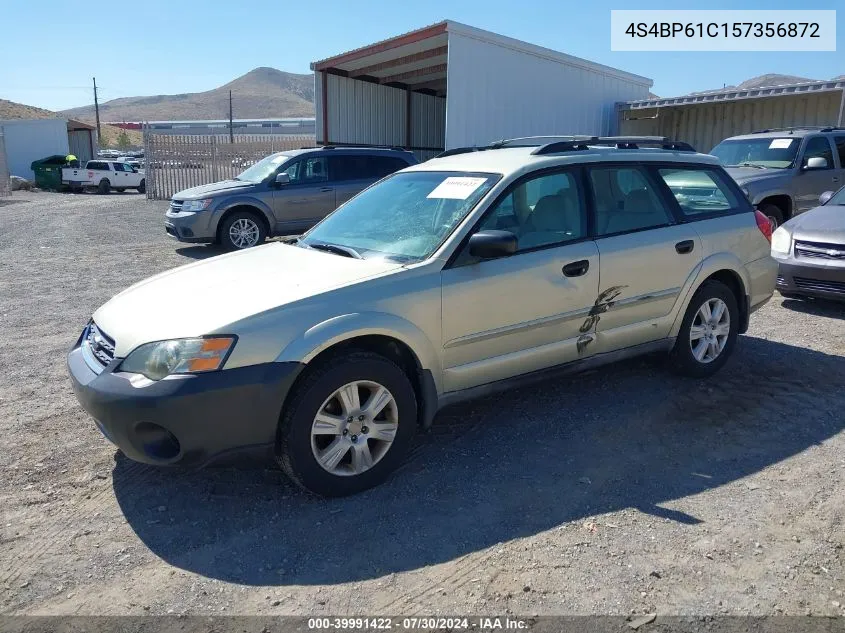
[{"x1": 311, "y1": 20, "x2": 652, "y2": 153}]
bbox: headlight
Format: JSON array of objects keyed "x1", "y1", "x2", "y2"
[
  {"x1": 119, "y1": 336, "x2": 236, "y2": 381},
  {"x1": 771, "y1": 226, "x2": 792, "y2": 255},
  {"x1": 181, "y1": 198, "x2": 213, "y2": 212}
]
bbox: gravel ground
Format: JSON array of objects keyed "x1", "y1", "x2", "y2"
[{"x1": 1, "y1": 191, "x2": 844, "y2": 617}]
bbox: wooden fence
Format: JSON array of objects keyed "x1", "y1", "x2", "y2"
[{"x1": 143, "y1": 133, "x2": 316, "y2": 200}]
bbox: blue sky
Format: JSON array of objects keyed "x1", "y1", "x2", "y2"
[{"x1": 1, "y1": 0, "x2": 842, "y2": 112}]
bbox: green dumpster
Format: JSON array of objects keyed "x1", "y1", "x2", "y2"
[{"x1": 30, "y1": 155, "x2": 68, "y2": 190}]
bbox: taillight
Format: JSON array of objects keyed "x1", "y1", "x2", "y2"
[{"x1": 754, "y1": 209, "x2": 772, "y2": 243}]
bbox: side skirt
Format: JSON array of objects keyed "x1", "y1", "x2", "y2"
[{"x1": 435, "y1": 338, "x2": 675, "y2": 411}]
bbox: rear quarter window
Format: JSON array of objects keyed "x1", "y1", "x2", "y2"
[{"x1": 656, "y1": 167, "x2": 743, "y2": 217}]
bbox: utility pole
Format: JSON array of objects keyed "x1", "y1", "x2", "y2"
[
  {"x1": 228, "y1": 90, "x2": 234, "y2": 143},
  {"x1": 93, "y1": 77, "x2": 102, "y2": 147}
]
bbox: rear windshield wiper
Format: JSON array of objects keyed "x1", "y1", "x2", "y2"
[{"x1": 304, "y1": 241, "x2": 362, "y2": 259}]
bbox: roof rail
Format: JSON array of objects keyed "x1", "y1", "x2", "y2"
[
  {"x1": 751, "y1": 126, "x2": 845, "y2": 134},
  {"x1": 532, "y1": 136, "x2": 695, "y2": 155},
  {"x1": 436, "y1": 136, "x2": 695, "y2": 158},
  {"x1": 320, "y1": 144, "x2": 409, "y2": 151}
]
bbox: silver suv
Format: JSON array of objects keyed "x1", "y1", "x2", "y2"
[
  {"x1": 69, "y1": 136, "x2": 777, "y2": 496},
  {"x1": 165, "y1": 147, "x2": 417, "y2": 250},
  {"x1": 711, "y1": 127, "x2": 845, "y2": 228}
]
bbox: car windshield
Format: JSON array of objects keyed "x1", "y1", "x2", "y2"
[
  {"x1": 710, "y1": 138, "x2": 799, "y2": 169},
  {"x1": 300, "y1": 171, "x2": 499, "y2": 263},
  {"x1": 236, "y1": 153, "x2": 290, "y2": 183}
]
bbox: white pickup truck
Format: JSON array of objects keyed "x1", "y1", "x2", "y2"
[{"x1": 62, "y1": 160, "x2": 146, "y2": 194}]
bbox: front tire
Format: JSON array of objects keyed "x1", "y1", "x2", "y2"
[
  {"x1": 137, "y1": 179, "x2": 146, "y2": 194},
  {"x1": 277, "y1": 351, "x2": 417, "y2": 497},
  {"x1": 670, "y1": 280, "x2": 739, "y2": 378},
  {"x1": 97, "y1": 179, "x2": 110, "y2": 195},
  {"x1": 760, "y1": 204, "x2": 784, "y2": 230},
  {"x1": 219, "y1": 210, "x2": 266, "y2": 250}
]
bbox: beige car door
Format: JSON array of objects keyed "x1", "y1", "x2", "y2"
[
  {"x1": 587, "y1": 164, "x2": 703, "y2": 354},
  {"x1": 440, "y1": 168, "x2": 600, "y2": 394}
]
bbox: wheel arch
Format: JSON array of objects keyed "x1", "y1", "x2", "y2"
[
  {"x1": 216, "y1": 201, "x2": 273, "y2": 240},
  {"x1": 757, "y1": 193, "x2": 793, "y2": 220},
  {"x1": 276, "y1": 313, "x2": 442, "y2": 429},
  {"x1": 670, "y1": 255, "x2": 750, "y2": 337}
]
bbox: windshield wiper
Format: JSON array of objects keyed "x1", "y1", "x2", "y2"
[
  {"x1": 304, "y1": 241, "x2": 363, "y2": 259},
  {"x1": 736, "y1": 162, "x2": 768, "y2": 169}
]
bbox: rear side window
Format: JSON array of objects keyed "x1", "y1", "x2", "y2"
[
  {"x1": 656, "y1": 167, "x2": 742, "y2": 217},
  {"x1": 330, "y1": 155, "x2": 408, "y2": 181},
  {"x1": 588, "y1": 166, "x2": 673, "y2": 236}
]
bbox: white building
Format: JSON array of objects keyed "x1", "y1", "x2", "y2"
[
  {"x1": 311, "y1": 20, "x2": 653, "y2": 159},
  {"x1": 0, "y1": 118, "x2": 97, "y2": 179}
]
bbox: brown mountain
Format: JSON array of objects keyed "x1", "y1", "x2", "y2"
[
  {"x1": 0, "y1": 98, "x2": 57, "y2": 120},
  {"x1": 689, "y1": 73, "x2": 835, "y2": 95},
  {"x1": 59, "y1": 67, "x2": 315, "y2": 122}
]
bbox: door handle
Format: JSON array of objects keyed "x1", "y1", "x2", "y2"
[
  {"x1": 562, "y1": 259, "x2": 590, "y2": 277},
  {"x1": 833, "y1": 176, "x2": 841, "y2": 183},
  {"x1": 320, "y1": 187, "x2": 334, "y2": 192},
  {"x1": 675, "y1": 240, "x2": 695, "y2": 254}
]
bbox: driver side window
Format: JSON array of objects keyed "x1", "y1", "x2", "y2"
[
  {"x1": 802, "y1": 137, "x2": 834, "y2": 169},
  {"x1": 283, "y1": 156, "x2": 328, "y2": 184},
  {"x1": 478, "y1": 170, "x2": 586, "y2": 252}
]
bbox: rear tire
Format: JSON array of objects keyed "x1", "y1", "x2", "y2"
[
  {"x1": 137, "y1": 179, "x2": 146, "y2": 194},
  {"x1": 97, "y1": 179, "x2": 110, "y2": 195},
  {"x1": 760, "y1": 204, "x2": 784, "y2": 230},
  {"x1": 219, "y1": 210, "x2": 266, "y2": 250},
  {"x1": 670, "y1": 280, "x2": 739, "y2": 378},
  {"x1": 277, "y1": 351, "x2": 417, "y2": 497}
]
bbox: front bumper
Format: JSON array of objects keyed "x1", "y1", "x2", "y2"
[
  {"x1": 165, "y1": 209, "x2": 217, "y2": 243},
  {"x1": 774, "y1": 258, "x2": 845, "y2": 302},
  {"x1": 67, "y1": 341, "x2": 304, "y2": 467}
]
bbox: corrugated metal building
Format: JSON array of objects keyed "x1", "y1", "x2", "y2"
[
  {"x1": 311, "y1": 21, "x2": 652, "y2": 159},
  {"x1": 0, "y1": 118, "x2": 97, "y2": 179},
  {"x1": 619, "y1": 79, "x2": 845, "y2": 153}
]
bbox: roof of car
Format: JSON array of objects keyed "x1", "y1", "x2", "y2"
[
  {"x1": 407, "y1": 145, "x2": 720, "y2": 177},
  {"x1": 723, "y1": 128, "x2": 835, "y2": 141},
  {"x1": 273, "y1": 146, "x2": 415, "y2": 159}
]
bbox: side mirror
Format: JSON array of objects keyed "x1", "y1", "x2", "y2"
[
  {"x1": 468, "y1": 230, "x2": 518, "y2": 259},
  {"x1": 819, "y1": 190, "x2": 834, "y2": 205},
  {"x1": 802, "y1": 156, "x2": 828, "y2": 170},
  {"x1": 275, "y1": 173, "x2": 290, "y2": 186}
]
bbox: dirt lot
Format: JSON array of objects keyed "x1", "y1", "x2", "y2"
[{"x1": 1, "y1": 191, "x2": 844, "y2": 617}]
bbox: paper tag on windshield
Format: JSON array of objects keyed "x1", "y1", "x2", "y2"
[
  {"x1": 769, "y1": 139, "x2": 793, "y2": 149},
  {"x1": 427, "y1": 177, "x2": 487, "y2": 200}
]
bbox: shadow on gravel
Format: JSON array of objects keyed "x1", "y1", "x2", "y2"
[
  {"x1": 175, "y1": 245, "x2": 226, "y2": 260},
  {"x1": 113, "y1": 336, "x2": 845, "y2": 586},
  {"x1": 780, "y1": 297, "x2": 845, "y2": 319}
]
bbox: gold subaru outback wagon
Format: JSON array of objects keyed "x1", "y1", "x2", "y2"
[{"x1": 68, "y1": 136, "x2": 778, "y2": 496}]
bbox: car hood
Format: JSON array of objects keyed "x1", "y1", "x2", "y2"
[
  {"x1": 785, "y1": 203, "x2": 845, "y2": 243},
  {"x1": 723, "y1": 167, "x2": 785, "y2": 185},
  {"x1": 174, "y1": 179, "x2": 256, "y2": 199},
  {"x1": 93, "y1": 243, "x2": 402, "y2": 357}
]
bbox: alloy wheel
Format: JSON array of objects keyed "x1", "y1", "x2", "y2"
[
  {"x1": 228, "y1": 218, "x2": 260, "y2": 248},
  {"x1": 310, "y1": 380, "x2": 399, "y2": 476},
  {"x1": 689, "y1": 297, "x2": 731, "y2": 364}
]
